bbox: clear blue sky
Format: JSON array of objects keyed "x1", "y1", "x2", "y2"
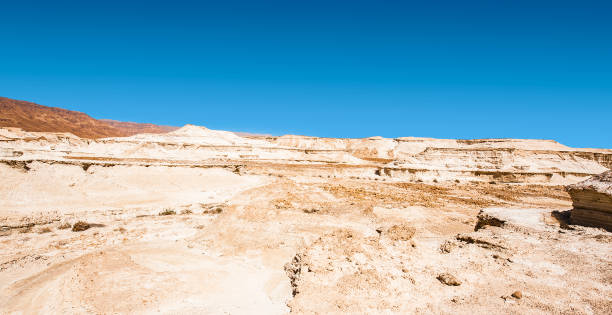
[{"x1": 1, "y1": 1, "x2": 611, "y2": 148}]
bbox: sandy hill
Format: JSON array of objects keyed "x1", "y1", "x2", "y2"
[
  {"x1": 111, "y1": 124, "x2": 270, "y2": 147},
  {"x1": 0, "y1": 96, "x2": 176, "y2": 138}
]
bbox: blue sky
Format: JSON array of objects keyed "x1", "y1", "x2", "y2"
[{"x1": 1, "y1": 1, "x2": 611, "y2": 148}]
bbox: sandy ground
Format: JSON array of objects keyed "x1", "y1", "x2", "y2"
[
  {"x1": 1, "y1": 165, "x2": 610, "y2": 314},
  {"x1": 1, "y1": 126, "x2": 611, "y2": 314}
]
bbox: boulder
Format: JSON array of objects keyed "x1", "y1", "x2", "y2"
[
  {"x1": 566, "y1": 171, "x2": 612, "y2": 231},
  {"x1": 437, "y1": 273, "x2": 461, "y2": 286}
]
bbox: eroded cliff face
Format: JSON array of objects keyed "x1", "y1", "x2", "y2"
[
  {"x1": 0, "y1": 125, "x2": 610, "y2": 185},
  {"x1": 566, "y1": 171, "x2": 612, "y2": 231}
]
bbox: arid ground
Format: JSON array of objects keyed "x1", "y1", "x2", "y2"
[{"x1": 1, "y1": 114, "x2": 611, "y2": 314}]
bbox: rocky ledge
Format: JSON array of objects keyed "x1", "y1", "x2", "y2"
[{"x1": 566, "y1": 170, "x2": 612, "y2": 231}]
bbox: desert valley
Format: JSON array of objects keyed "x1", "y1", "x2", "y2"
[{"x1": 0, "y1": 97, "x2": 611, "y2": 314}]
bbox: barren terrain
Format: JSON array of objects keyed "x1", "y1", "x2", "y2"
[
  {"x1": 1, "y1": 114, "x2": 611, "y2": 313},
  {"x1": 0, "y1": 97, "x2": 177, "y2": 138}
]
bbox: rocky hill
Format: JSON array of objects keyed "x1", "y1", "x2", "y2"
[
  {"x1": 98, "y1": 119, "x2": 177, "y2": 135},
  {"x1": 0, "y1": 96, "x2": 176, "y2": 138}
]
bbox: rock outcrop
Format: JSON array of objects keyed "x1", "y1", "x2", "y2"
[{"x1": 566, "y1": 171, "x2": 612, "y2": 231}]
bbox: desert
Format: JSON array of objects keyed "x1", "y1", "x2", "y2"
[
  {"x1": 4, "y1": 1, "x2": 612, "y2": 313},
  {"x1": 0, "y1": 97, "x2": 611, "y2": 314}
]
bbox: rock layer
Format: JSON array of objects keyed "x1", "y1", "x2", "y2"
[
  {"x1": 1, "y1": 124, "x2": 610, "y2": 185},
  {"x1": 566, "y1": 170, "x2": 612, "y2": 231}
]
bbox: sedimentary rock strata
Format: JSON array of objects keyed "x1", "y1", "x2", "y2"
[
  {"x1": 1, "y1": 124, "x2": 610, "y2": 186},
  {"x1": 567, "y1": 170, "x2": 612, "y2": 231}
]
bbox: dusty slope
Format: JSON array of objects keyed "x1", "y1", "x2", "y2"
[
  {"x1": 98, "y1": 119, "x2": 178, "y2": 135},
  {"x1": 0, "y1": 97, "x2": 175, "y2": 138},
  {"x1": 110, "y1": 124, "x2": 267, "y2": 146}
]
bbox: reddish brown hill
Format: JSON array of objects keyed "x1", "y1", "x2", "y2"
[
  {"x1": 98, "y1": 119, "x2": 178, "y2": 135},
  {"x1": 0, "y1": 97, "x2": 177, "y2": 138}
]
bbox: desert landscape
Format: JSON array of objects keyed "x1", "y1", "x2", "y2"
[{"x1": 0, "y1": 97, "x2": 610, "y2": 314}]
